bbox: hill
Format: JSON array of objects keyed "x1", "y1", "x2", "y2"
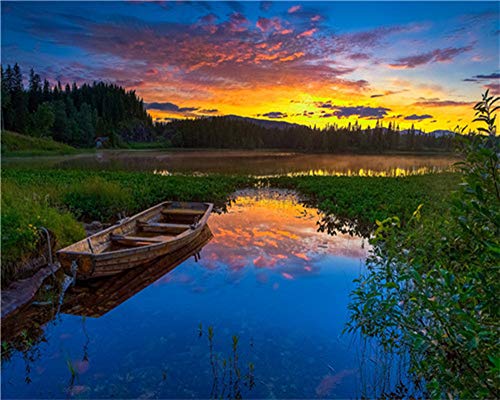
[
  {"x1": 225, "y1": 115, "x2": 304, "y2": 130},
  {"x1": 1, "y1": 131, "x2": 76, "y2": 156}
]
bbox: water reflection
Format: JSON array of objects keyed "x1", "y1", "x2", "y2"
[
  {"x1": 2, "y1": 191, "x2": 393, "y2": 399},
  {"x1": 62, "y1": 227, "x2": 213, "y2": 318},
  {"x1": 4, "y1": 150, "x2": 456, "y2": 177}
]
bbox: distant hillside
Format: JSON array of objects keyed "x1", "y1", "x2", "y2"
[
  {"x1": 160, "y1": 115, "x2": 455, "y2": 153},
  {"x1": 1, "y1": 131, "x2": 76, "y2": 156},
  {"x1": 225, "y1": 115, "x2": 304, "y2": 130}
]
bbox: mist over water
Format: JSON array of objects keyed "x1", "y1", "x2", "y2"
[{"x1": 4, "y1": 150, "x2": 457, "y2": 177}]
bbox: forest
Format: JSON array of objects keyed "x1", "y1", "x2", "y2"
[
  {"x1": 164, "y1": 116, "x2": 455, "y2": 152},
  {"x1": 2, "y1": 64, "x2": 455, "y2": 152},
  {"x1": 1, "y1": 64, "x2": 152, "y2": 147}
]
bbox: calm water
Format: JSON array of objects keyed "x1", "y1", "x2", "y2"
[
  {"x1": 2, "y1": 191, "x2": 404, "y2": 399},
  {"x1": 3, "y1": 150, "x2": 456, "y2": 176}
]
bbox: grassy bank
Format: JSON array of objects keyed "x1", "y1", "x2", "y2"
[
  {"x1": 1, "y1": 131, "x2": 81, "y2": 157},
  {"x1": 1, "y1": 167, "x2": 460, "y2": 285}
]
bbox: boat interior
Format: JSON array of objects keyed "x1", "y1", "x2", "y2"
[{"x1": 72, "y1": 202, "x2": 210, "y2": 254}]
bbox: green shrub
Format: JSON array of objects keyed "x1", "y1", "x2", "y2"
[
  {"x1": 62, "y1": 177, "x2": 133, "y2": 221},
  {"x1": 346, "y1": 92, "x2": 500, "y2": 398},
  {"x1": 1, "y1": 181, "x2": 85, "y2": 283}
]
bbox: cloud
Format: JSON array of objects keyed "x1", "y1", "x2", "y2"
[
  {"x1": 145, "y1": 101, "x2": 200, "y2": 114},
  {"x1": 472, "y1": 72, "x2": 500, "y2": 80},
  {"x1": 199, "y1": 108, "x2": 219, "y2": 114},
  {"x1": 261, "y1": 111, "x2": 287, "y2": 119},
  {"x1": 335, "y1": 24, "x2": 424, "y2": 53},
  {"x1": 146, "y1": 102, "x2": 180, "y2": 112},
  {"x1": 288, "y1": 5, "x2": 302, "y2": 14},
  {"x1": 256, "y1": 17, "x2": 282, "y2": 32},
  {"x1": 370, "y1": 90, "x2": 403, "y2": 98},
  {"x1": 389, "y1": 45, "x2": 473, "y2": 69},
  {"x1": 462, "y1": 71, "x2": 500, "y2": 94},
  {"x1": 317, "y1": 105, "x2": 391, "y2": 119},
  {"x1": 297, "y1": 28, "x2": 317, "y2": 38},
  {"x1": 404, "y1": 114, "x2": 433, "y2": 120},
  {"x1": 413, "y1": 100, "x2": 473, "y2": 107}
]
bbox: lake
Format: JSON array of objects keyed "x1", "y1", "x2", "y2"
[
  {"x1": 1, "y1": 190, "x2": 408, "y2": 399},
  {"x1": 3, "y1": 150, "x2": 456, "y2": 177}
]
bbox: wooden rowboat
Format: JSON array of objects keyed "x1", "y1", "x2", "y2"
[
  {"x1": 61, "y1": 226, "x2": 213, "y2": 318},
  {"x1": 57, "y1": 201, "x2": 213, "y2": 280}
]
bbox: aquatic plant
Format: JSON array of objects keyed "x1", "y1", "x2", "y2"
[
  {"x1": 200, "y1": 325, "x2": 255, "y2": 399},
  {"x1": 345, "y1": 92, "x2": 500, "y2": 398}
]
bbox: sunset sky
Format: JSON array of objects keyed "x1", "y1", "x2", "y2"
[{"x1": 2, "y1": 1, "x2": 499, "y2": 130}]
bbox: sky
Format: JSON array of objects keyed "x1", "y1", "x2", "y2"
[{"x1": 1, "y1": 1, "x2": 499, "y2": 130}]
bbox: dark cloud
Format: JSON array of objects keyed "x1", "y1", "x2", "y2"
[
  {"x1": 317, "y1": 105, "x2": 391, "y2": 119},
  {"x1": 199, "y1": 108, "x2": 219, "y2": 114},
  {"x1": 315, "y1": 101, "x2": 334, "y2": 109},
  {"x1": 389, "y1": 44, "x2": 473, "y2": 69},
  {"x1": 145, "y1": 101, "x2": 199, "y2": 113},
  {"x1": 473, "y1": 72, "x2": 500, "y2": 79},
  {"x1": 463, "y1": 72, "x2": 499, "y2": 94},
  {"x1": 404, "y1": 114, "x2": 433, "y2": 120},
  {"x1": 146, "y1": 102, "x2": 180, "y2": 112},
  {"x1": 261, "y1": 111, "x2": 287, "y2": 119},
  {"x1": 413, "y1": 100, "x2": 472, "y2": 107},
  {"x1": 463, "y1": 72, "x2": 500, "y2": 82},
  {"x1": 370, "y1": 90, "x2": 405, "y2": 98}
]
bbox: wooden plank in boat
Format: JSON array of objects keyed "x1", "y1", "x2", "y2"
[
  {"x1": 110, "y1": 234, "x2": 165, "y2": 245},
  {"x1": 138, "y1": 221, "x2": 191, "y2": 232},
  {"x1": 161, "y1": 209, "x2": 205, "y2": 216}
]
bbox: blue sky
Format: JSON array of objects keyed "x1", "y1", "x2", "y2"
[{"x1": 2, "y1": 1, "x2": 499, "y2": 129}]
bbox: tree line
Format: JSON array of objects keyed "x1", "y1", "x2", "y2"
[
  {"x1": 162, "y1": 116, "x2": 455, "y2": 153},
  {"x1": 1, "y1": 64, "x2": 152, "y2": 147}
]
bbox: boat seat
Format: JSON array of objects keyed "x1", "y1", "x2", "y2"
[
  {"x1": 137, "y1": 221, "x2": 191, "y2": 233},
  {"x1": 161, "y1": 209, "x2": 205, "y2": 216},
  {"x1": 138, "y1": 221, "x2": 191, "y2": 229},
  {"x1": 110, "y1": 234, "x2": 166, "y2": 246}
]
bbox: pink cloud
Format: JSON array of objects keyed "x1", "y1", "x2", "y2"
[
  {"x1": 288, "y1": 5, "x2": 302, "y2": 14},
  {"x1": 297, "y1": 28, "x2": 317, "y2": 38}
]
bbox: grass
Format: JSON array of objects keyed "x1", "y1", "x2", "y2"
[
  {"x1": 1, "y1": 167, "x2": 460, "y2": 285},
  {"x1": 1, "y1": 131, "x2": 82, "y2": 156}
]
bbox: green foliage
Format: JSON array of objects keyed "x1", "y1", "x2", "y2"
[
  {"x1": 1, "y1": 130, "x2": 76, "y2": 156},
  {"x1": 28, "y1": 103, "x2": 55, "y2": 138},
  {"x1": 1, "y1": 181, "x2": 86, "y2": 283},
  {"x1": 1, "y1": 64, "x2": 153, "y2": 147},
  {"x1": 62, "y1": 177, "x2": 133, "y2": 221},
  {"x1": 345, "y1": 92, "x2": 500, "y2": 398}
]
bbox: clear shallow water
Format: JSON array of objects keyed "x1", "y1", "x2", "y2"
[
  {"x1": 3, "y1": 150, "x2": 456, "y2": 177},
  {"x1": 2, "y1": 191, "x2": 398, "y2": 399}
]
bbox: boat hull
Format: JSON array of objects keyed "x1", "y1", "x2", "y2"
[{"x1": 57, "y1": 201, "x2": 213, "y2": 280}]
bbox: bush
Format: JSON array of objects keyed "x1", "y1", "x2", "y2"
[
  {"x1": 345, "y1": 92, "x2": 500, "y2": 398},
  {"x1": 62, "y1": 177, "x2": 133, "y2": 221},
  {"x1": 1, "y1": 181, "x2": 85, "y2": 283}
]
